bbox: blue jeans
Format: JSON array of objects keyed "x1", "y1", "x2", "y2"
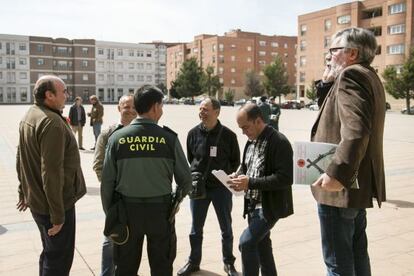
[
  {"x1": 31, "y1": 207, "x2": 76, "y2": 276},
  {"x1": 318, "y1": 204, "x2": 371, "y2": 276},
  {"x1": 93, "y1": 123, "x2": 102, "y2": 142},
  {"x1": 239, "y1": 208, "x2": 278, "y2": 276},
  {"x1": 189, "y1": 185, "x2": 235, "y2": 265},
  {"x1": 101, "y1": 236, "x2": 114, "y2": 276}
]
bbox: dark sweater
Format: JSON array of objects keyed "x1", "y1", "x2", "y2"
[{"x1": 187, "y1": 121, "x2": 240, "y2": 188}]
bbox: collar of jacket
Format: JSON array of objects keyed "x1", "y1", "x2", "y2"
[
  {"x1": 250, "y1": 125, "x2": 273, "y2": 143},
  {"x1": 198, "y1": 120, "x2": 222, "y2": 134},
  {"x1": 131, "y1": 117, "x2": 157, "y2": 125},
  {"x1": 35, "y1": 103, "x2": 67, "y2": 123}
]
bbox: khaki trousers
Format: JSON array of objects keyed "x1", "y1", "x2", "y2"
[{"x1": 71, "y1": 125, "x2": 83, "y2": 148}]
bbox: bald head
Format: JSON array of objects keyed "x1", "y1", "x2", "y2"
[
  {"x1": 33, "y1": 75, "x2": 65, "y2": 105},
  {"x1": 238, "y1": 103, "x2": 264, "y2": 122},
  {"x1": 118, "y1": 94, "x2": 137, "y2": 125},
  {"x1": 237, "y1": 103, "x2": 266, "y2": 141}
]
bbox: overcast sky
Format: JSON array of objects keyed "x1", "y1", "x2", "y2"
[{"x1": 3, "y1": 0, "x2": 352, "y2": 43}]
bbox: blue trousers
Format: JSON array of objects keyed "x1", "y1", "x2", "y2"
[
  {"x1": 189, "y1": 185, "x2": 235, "y2": 265},
  {"x1": 31, "y1": 207, "x2": 76, "y2": 276},
  {"x1": 239, "y1": 208, "x2": 278, "y2": 276},
  {"x1": 101, "y1": 236, "x2": 114, "y2": 276},
  {"x1": 318, "y1": 204, "x2": 371, "y2": 276},
  {"x1": 93, "y1": 123, "x2": 102, "y2": 142}
]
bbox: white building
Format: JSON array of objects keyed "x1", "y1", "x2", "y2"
[
  {"x1": 0, "y1": 34, "x2": 31, "y2": 103},
  {"x1": 95, "y1": 41, "x2": 164, "y2": 103}
]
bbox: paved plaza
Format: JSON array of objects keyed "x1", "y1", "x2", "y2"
[{"x1": 1, "y1": 104, "x2": 413, "y2": 276}]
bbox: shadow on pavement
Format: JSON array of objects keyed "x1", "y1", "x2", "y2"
[
  {"x1": 387, "y1": 199, "x2": 414, "y2": 208},
  {"x1": 0, "y1": 225, "x2": 7, "y2": 235}
]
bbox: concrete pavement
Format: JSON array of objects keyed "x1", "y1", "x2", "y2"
[{"x1": 0, "y1": 104, "x2": 413, "y2": 275}]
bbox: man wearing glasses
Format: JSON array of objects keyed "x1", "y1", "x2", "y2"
[{"x1": 310, "y1": 28, "x2": 386, "y2": 275}]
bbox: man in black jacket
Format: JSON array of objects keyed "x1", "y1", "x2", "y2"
[
  {"x1": 178, "y1": 97, "x2": 240, "y2": 276},
  {"x1": 68, "y1": 96, "x2": 86, "y2": 150},
  {"x1": 229, "y1": 103, "x2": 293, "y2": 276}
]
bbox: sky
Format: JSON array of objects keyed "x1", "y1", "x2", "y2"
[{"x1": 2, "y1": 0, "x2": 352, "y2": 43}]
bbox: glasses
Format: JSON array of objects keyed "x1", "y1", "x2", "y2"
[{"x1": 329, "y1": 47, "x2": 346, "y2": 55}]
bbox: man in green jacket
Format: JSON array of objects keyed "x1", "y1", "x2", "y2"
[
  {"x1": 101, "y1": 85, "x2": 192, "y2": 276},
  {"x1": 16, "y1": 75, "x2": 86, "y2": 276}
]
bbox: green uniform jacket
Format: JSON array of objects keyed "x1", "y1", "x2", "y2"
[
  {"x1": 16, "y1": 104, "x2": 86, "y2": 224},
  {"x1": 101, "y1": 118, "x2": 192, "y2": 213}
]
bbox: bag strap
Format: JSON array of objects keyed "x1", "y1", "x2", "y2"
[{"x1": 203, "y1": 125, "x2": 223, "y2": 179}]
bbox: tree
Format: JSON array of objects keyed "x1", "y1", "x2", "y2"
[
  {"x1": 306, "y1": 80, "x2": 317, "y2": 102},
  {"x1": 262, "y1": 56, "x2": 291, "y2": 104},
  {"x1": 202, "y1": 65, "x2": 222, "y2": 97},
  {"x1": 244, "y1": 70, "x2": 264, "y2": 98},
  {"x1": 156, "y1": 83, "x2": 167, "y2": 95},
  {"x1": 168, "y1": 81, "x2": 180, "y2": 99},
  {"x1": 171, "y1": 57, "x2": 204, "y2": 99},
  {"x1": 224, "y1": 88, "x2": 235, "y2": 103},
  {"x1": 382, "y1": 49, "x2": 414, "y2": 114}
]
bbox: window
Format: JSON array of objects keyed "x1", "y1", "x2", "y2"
[
  {"x1": 57, "y1": 60, "x2": 68, "y2": 67},
  {"x1": 394, "y1": 65, "x2": 403, "y2": 74},
  {"x1": 19, "y1": 58, "x2": 26, "y2": 65},
  {"x1": 299, "y1": 72, "x2": 305, "y2": 82},
  {"x1": 258, "y1": 60, "x2": 266, "y2": 66},
  {"x1": 6, "y1": 58, "x2": 15, "y2": 69},
  {"x1": 284, "y1": 43, "x2": 288, "y2": 49},
  {"x1": 82, "y1": 47, "x2": 89, "y2": 54},
  {"x1": 271, "y1": 52, "x2": 278, "y2": 57},
  {"x1": 271, "y1": 42, "x2": 278, "y2": 48},
  {"x1": 57, "y1": 47, "x2": 67, "y2": 54},
  {"x1": 324, "y1": 36, "x2": 331, "y2": 48},
  {"x1": 212, "y1": 44, "x2": 216, "y2": 52},
  {"x1": 37, "y1": 58, "x2": 44, "y2": 66},
  {"x1": 82, "y1": 74, "x2": 88, "y2": 81},
  {"x1": 128, "y1": 63, "x2": 134, "y2": 69},
  {"x1": 98, "y1": 48, "x2": 104, "y2": 55},
  {"x1": 387, "y1": 44, "x2": 405, "y2": 54},
  {"x1": 219, "y1": 44, "x2": 224, "y2": 51},
  {"x1": 0, "y1": 42, "x2": 2, "y2": 50},
  {"x1": 117, "y1": 75, "x2": 124, "y2": 81},
  {"x1": 247, "y1": 57, "x2": 252, "y2": 62},
  {"x1": 388, "y1": 24, "x2": 406, "y2": 34},
  {"x1": 325, "y1": 19, "x2": 332, "y2": 31},
  {"x1": 389, "y1": 3, "x2": 406, "y2": 14},
  {"x1": 0, "y1": 72, "x2": 2, "y2": 79},
  {"x1": 300, "y1": 40, "x2": 307, "y2": 51},
  {"x1": 219, "y1": 67, "x2": 224, "y2": 74},
  {"x1": 57, "y1": 74, "x2": 67, "y2": 80},
  {"x1": 146, "y1": 51, "x2": 152, "y2": 57},
  {"x1": 128, "y1": 75, "x2": 134, "y2": 81},
  {"x1": 259, "y1": 41, "x2": 266, "y2": 46},
  {"x1": 98, "y1": 61, "x2": 104, "y2": 68},
  {"x1": 300, "y1": 24, "x2": 307, "y2": 36},
  {"x1": 0, "y1": 57, "x2": 2, "y2": 64},
  {"x1": 118, "y1": 49, "x2": 123, "y2": 56},
  {"x1": 117, "y1": 62, "x2": 123, "y2": 69},
  {"x1": 19, "y1": 72, "x2": 27, "y2": 79},
  {"x1": 284, "y1": 53, "x2": 288, "y2": 58},
  {"x1": 376, "y1": 45, "x2": 382, "y2": 55},
  {"x1": 193, "y1": 48, "x2": 199, "y2": 53},
  {"x1": 137, "y1": 75, "x2": 144, "y2": 81},
  {"x1": 20, "y1": 88, "x2": 28, "y2": 102},
  {"x1": 362, "y1": 7, "x2": 383, "y2": 19},
  {"x1": 299, "y1": 56, "x2": 306, "y2": 67},
  {"x1": 137, "y1": 51, "x2": 144, "y2": 57},
  {"x1": 231, "y1": 79, "x2": 236, "y2": 85},
  {"x1": 82, "y1": 60, "x2": 88, "y2": 67},
  {"x1": 7, "y1": 72, "x2": 16, "y2": 82},
  {"x1": 37, "y1": 44, "x2": 44, "y2": 52},
  {"x1": 0, "y1": 87, "x2": 3, "y2": 102},
  {"x1": 98, "y1": 74, "x2": 104, "y2": 81},
  {"x1": 231, "y1": 68, "x2": 236, "y2": 73},
  {"x1": 146, "y1": 63, "x2": 152, "y2": 70},
  {"x1": 137, "y1": 63, "x2": 144, "y2": 69},
  {"x1": 337, "y1": 15, "x2": 351, "y2": 24},
  {"x1": 368, "y1": 26, "x2": 382, "y2": 36},
  {"x1": 259, "y1": 51, "x2": 266, "y2": 56},
  {"x1": 247, "y1": 46, "x2": 252, "y2": 51},
  {"x1": 19, "y1": 43, "x2": 26, "y2": 51},
  {"x1": 231, "y1": 44, "x2": 236, "y2": 49},
  {"x1": 129, "y1": 50, "x2": 134, "y2": 57},
  {"x1": 146, "y1": 75, "x2": 152, "y2": 82},
  {"x1": 231, "y1": 56, "x2": 235, "y2": 61},
  {"x1": 219, "y1": 55, "x2": 224, "y2": 63}
]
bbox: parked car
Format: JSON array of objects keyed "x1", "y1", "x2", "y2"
[
  {"x1": 401, "y1": 106, "x2": 414, "y2": 114},
  {"x1": 309, "y1": 104, "x2": 319, "y2": 111},
  {"x1": 281, "y1": 100, "x2": 302, "y2": 110},
  {"x1": 219, "y1": 100, "x2": 234, "y2": 106},
  {"x1": 305, "y1": 101, "x2": 317, "y2": 109},
  {"x1": 235, "y1": 99, "x2": 247, "y2": 106},
  {"x1": 386, "y1": 102, "x2": 391, "y2": 110}
]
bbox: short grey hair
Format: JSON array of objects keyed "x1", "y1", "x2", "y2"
[
  {"x1": 332, "y1": 27, "x2": 378, "y2": 64},
  {"x1": 203, "y1": 97, "x2": 221, "y2": 110}
]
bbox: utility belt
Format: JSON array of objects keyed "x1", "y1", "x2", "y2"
[{"x1": 123, "y1": 194, "x2": 172, "y2": 203}]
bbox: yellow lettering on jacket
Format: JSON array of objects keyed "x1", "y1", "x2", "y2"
[{"x1": 122, "y1": 135, "x2": 165, "y2": 152}]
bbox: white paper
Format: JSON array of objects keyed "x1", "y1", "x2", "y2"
[{"x1": 212, "y1": 170, "x2": 245, "y2": 196}]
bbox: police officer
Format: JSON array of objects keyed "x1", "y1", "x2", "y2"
[{"x1": 101, "y1": 85, "x2": 192, "y2": 276}]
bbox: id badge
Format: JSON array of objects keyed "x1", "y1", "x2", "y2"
[{"x1": 210, "y1": 146, "x2": 217, "y2": 157}]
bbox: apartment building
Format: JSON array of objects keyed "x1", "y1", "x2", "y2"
[
  {"x1": 0, "y1": 33, "x2": 171, "y2": 104},
  {"x1": 29, "y1": 36, "x2": 96, "y2": 102},
  {"x1": 167, "y1": 29, "x2": 297, "y2": 99},
  {"x1": 0, "y1": 34, "x2": 31, "y2": 103},
  {"x1": 297, "y1": 0, "x2": 413, "y2": 107},
  {"x1": 95, "y1": 41, "x2": 168, "y2": 102}
]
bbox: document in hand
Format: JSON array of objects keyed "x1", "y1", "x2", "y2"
[
  {"x1": 212, "y1": 170, "x2": 245, "y2": 196},
  {"x1": 293, "y1": 141, "x2": 338, "y2": 185}
]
